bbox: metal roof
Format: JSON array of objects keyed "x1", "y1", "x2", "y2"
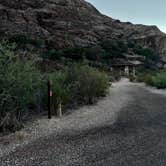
[
  {"x1": 123, "y1": 53, "x2": 145, "y2": 60},
  {"x1": 128, "y1": 60, "x2": 143, "y2": 65},
  {"x1": 111, "y1": 59, "x2": 143, "y2": 66}
]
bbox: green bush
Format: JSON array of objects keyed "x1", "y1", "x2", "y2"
[
  {"x1": 42, "y1": 49, "x2": 62, "y2": 60},
  {"x1": 49, "y1": 64, "x2": 109, "y2": 107},
  {"x1": 84, "y1": 46, "x2": 105, "y2": 61},
  {"x1": 0, "y1": 41, "x2": 45, "y2": 132},
  {"x1": 127, "y1": 42, "x2": 135, "y2": 48},
  {"x1": 136, "y1": 70, "x2": 166, "y2": 89},
  {"x1": 152, "y1": 72, "x2": 166, "y2": 89},
  {"x1": 136, "y1": 72, "x2": 154, "y2": 85},
  {"x1": 66, "y1": 64, "x2": 109, "y2": 104},
  {"x1": 49, "y1": 72, "x2": 70, "y2": 105},
  {"x1": 100, "y1": 39, "x2": 128, "y2": 60},
  {"x1": 8, "y1": 34, "x2": 45, "y2": 48},
  {"x1": 134, "y1": 46, "x2": 159, "y2": 62},
  {"x1": 63, "y1": 48, "x2": 85, "y2": 61},
  {"x1": 0, "y1": 41, "x2": 110, "y2": 132},
  {"x1": 129, "y1": 75, "x2": 136, "y2": 82},
  {"x1": 144, "y1": 74, "x2": 154, "y2": 85}
]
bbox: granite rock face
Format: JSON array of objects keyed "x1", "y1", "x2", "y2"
[{"x1": 0, "y1": 0, "x2": 166, "y2": 57}]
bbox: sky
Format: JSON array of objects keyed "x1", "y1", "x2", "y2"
[{"x1": 86, "y1": 0, "x2": 166, "y2": 33}]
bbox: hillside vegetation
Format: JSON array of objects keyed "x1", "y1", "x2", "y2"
[
  {"x1": 0, "y1": 41, "x2": 109, "y2": 133},
  {"x1": 9, "y1": 35, "x2": 159, "y2": 69},
  {"x1": 136, "y1": 70, "x2": 166, "y2": 89}
]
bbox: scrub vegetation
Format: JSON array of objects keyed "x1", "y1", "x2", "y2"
[
  {"x1": 136, "y1": 70, "x2": 166, "y2": 89},
  {"x1": 0, "y1": 41, "x2": 109, "y2": 132}
]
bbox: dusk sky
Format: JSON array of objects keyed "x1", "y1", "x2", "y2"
[{"x1": 86, "y1": 0, "x2": 166, "y2": 33}]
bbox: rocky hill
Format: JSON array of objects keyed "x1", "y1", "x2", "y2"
[{"x1": 0, "y1": 0, "x2": 166, "y2": 58}]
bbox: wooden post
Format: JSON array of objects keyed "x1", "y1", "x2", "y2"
[
  {"x1": 57, "y1": 101, "x2": 62, "y2": 118},
  {"x1": 48, "y1": 80, "x2": 53, "y2": 119}
]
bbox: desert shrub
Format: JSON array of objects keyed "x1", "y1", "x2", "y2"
[
  {"x1": 8, "y1": 34, "x2": 45, "y2": 48},
  {"x1": 42, "y1": 49, "x2": 62, "y2": 60},
  {"x1": 110, "y1": 71, "x2": 121, "y2": 81},
  {"x1": 49, "y1": 64, "x2": 109, "y2": 108},
  {"x1": 152, "y1": 72, "x2": 166, "y2": 89},
  {"x1": 0, "y1": 41, "x2": 110, "y2": 131},
  {"x1": 63, "y1": 48, "x2": 86, "y2": 61},
  {"x1": 49, "y1": 72, "x2": 70, "y2": 105},
  {"x1": 129, "y1": 75, "x2": 136, "y2": 82},
  {"x1": 136, "y1": 72, "x2": 154, "y2": 85},
  {"x1": 0, "y1": 41, "x2": 45, "y2": 132},
  {"x1": 134, "y1": 46, "x2": 159, "y2": 62},
  {"x1": 101, "y1": 39, "x2": 128, "y2": 60},
  {"x1": 127, "y1": 42, "x2": 135, "y2": 48},
  {"x1": 143, "y1": 74, "x2": 153, "y2": 85},
  {"x1": 117, "y1": 41, "x2": 128, "y2": 53},
  {"x1": 136, "y1": 70, "x2": 166, "y2": 89},
  {"x1": 84, "y1": 46, "x2": 105, "y2": 61},
  {"x1": 66, "y1": 64, "x2": 109, "y2": 104}
]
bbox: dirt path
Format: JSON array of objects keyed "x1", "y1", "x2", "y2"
[{"x1": 1, "y1": 79, "x2": 166, "y2": 166}]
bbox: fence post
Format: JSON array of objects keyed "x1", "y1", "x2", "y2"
[{"x1": 48, "y1": 80, "x2": 53, "y2": 119}]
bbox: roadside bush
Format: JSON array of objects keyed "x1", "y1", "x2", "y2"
[
  {"x1": 49, "y1": 64, "x2": 109, "y2": 109},
  {"x1": 0, "y1": 41, "x2": 45, "y2": 132},
  {"x1": 129, "y1": 75, "x2": 136, "y2": 82},
  {"x1": 0, "y1": 41, "x2": 110, "y2": 132},
  {"x1": 136, "y1": 72, "x2": 154, "y2": 85},
  {"x1": 152, "y1": 72, "x2": 166, "y2": 89},
  {"x1": 49, "y1": 72, "x2": 70, "y2": 106},
  {"x1": 136, "y1": 70, "x2": 166, "y2": 89},
  {"x1": 110, "y1": 71, "x2": 121, "y2": 81},
  {"x1": 144, "y1": 74, "x2": 153, "y2": 85},
  {"x1": 66, "y1": 64, "x2": 109, "y2": 104}
]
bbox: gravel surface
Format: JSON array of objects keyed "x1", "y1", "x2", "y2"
[{"x1": 1, "y1": 79, "x2": 166, "y2": 166}]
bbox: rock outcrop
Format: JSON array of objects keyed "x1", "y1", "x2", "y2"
[{"x1": 0, "y1": 0, "x2": 166, "y2": 57}]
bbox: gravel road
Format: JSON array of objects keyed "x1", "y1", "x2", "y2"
[{"x1": 1, "y1": 79, "x2": 166, "y2": 166}]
